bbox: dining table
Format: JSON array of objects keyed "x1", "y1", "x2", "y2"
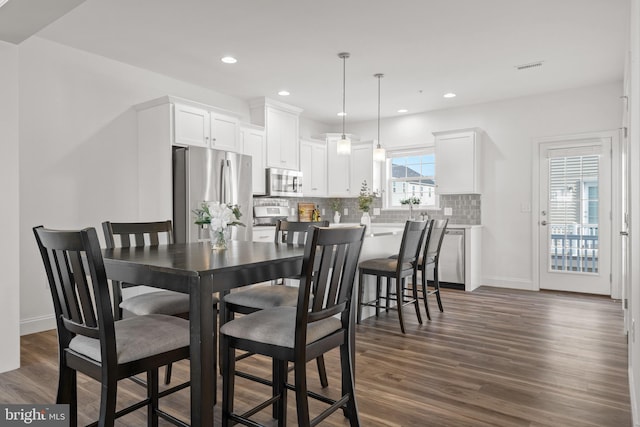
[{"x1": 102, "y1": 239, "x2": 305, "y2": 427}]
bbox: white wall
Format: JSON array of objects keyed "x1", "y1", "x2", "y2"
[
  {"x1": 0, "y1": 41, "x2": 20, "y2": 373},
  {"x1": 348, "y1": 82, "x2": 623, "y2": 290},
  {"x1": 17, "y1": 37, "x2": 254, "y2": 334}
]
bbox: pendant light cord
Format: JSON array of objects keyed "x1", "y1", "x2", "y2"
[
  {"x1": 377, "y1": 75, "x2": 381, "y2": 146},
  {"x1": 342, "y1": 55, "x2": 346, "y2": 138}
]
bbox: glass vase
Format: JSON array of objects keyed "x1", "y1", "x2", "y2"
[
  {"x1": 209, "y1": 227, "x2": 231, "y2": 250},
  {"x1": 360, "y1": 211, "x2": 371, "y2": 230}
]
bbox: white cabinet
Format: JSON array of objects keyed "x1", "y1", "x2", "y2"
[
  {"x1": 241, "y1": 124, "x2": 266, "y2": 195},
  {"x1": 252, "y1": 227, "x2": 276, "y2": 243},
  {"x1": 434, "y1": 128, "x2": 482, "y2": 194},
  {"x1": 250, "y1": 98, "x2": 303, "y2": 170},
  {"x1": 350, "y1": 143, "x2": 374, "y2": 196},
  {"x1": 300, "y1": 138, "x2": 327, "y2": 196},
  {"x1": 146, "y1": 96, "x2": 241, "y2": 152},
  {"x1": 326, "y1": 135, "x2": 374, "y2": 197}
]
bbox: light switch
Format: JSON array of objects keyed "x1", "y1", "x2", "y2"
[
  {"x1": 373, "y1": 207, "x2": 381, "y2": 216},
  {"x1": 344, "y1": 208, "x2": 349, "y2": 216},
  {"x1": 444, "y1": 207, "x2": 453, "y2": 216}
]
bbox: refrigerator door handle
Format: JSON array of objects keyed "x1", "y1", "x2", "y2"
[{"x1": 221, "y1": 159, "x2": 232, "y2": 204}]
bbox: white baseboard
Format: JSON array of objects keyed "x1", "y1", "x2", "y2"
[
  {"x1": 480, "y1": 276, "x2": 535, "y2": 291},
  {"x1": 20, "y1": 314, "x2": 56, "y2": 336}
]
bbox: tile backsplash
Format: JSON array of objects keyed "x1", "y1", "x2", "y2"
[{"x1": 254, "y1": 194, "x2": 481, "y2": 225}]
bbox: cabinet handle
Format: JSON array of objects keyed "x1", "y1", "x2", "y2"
[
  {"x1": 212, "y1": 138, "x2": 216, "y2": 142},
  {"x1": 312, "y1": 187, "x2": 318, "y2": 190}
]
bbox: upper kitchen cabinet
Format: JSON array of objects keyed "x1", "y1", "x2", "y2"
[
  {"x1": 249, "y1": 97, "x2": 303, "y2": 170},
  {"x1": 325, "y1": 134, "x2": 374, "y2": 197},
  {"x1": 139, "y1": 96, "x2": 242, "y2": 152},
  {"x1": 240, "y1": 124, "x2": 266, "y2": 195},
  {"x1": 434, "y1": 128, "x2": 483, "y2": 194},
  {"x1": 299, "y1": 138, "x2": 327, "y2": 197}
]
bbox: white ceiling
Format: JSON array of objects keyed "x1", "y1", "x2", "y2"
[{"x1": 1, "y1": 0, "x2": 629, "y2": 124}]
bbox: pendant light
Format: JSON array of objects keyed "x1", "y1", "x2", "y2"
[
  {"x1": 373, "y1": 73, "x2": 386, "y2": 162},
  {"x1": 337, "y1": 52, "x2": 351, "y2": 155}
]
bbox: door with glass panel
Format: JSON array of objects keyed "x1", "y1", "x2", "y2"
[{"x1": 539, "y1": 139, "x2": 612, "y2": 294}]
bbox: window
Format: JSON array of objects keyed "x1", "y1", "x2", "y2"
[{"x1": 385, "y1": 148, "x2": 436, "y2": 208}]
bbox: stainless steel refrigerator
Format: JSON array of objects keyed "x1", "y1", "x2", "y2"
[{"x1": 173, "y1": 146, "x2": 253, "y2": 243}]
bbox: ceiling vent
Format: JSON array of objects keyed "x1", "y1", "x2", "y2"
[{"x1": 515, "y1": 61, "x2": 544, "y2": 71}]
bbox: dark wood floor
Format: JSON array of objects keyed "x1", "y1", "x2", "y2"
[{"x1": 0, "y1": 287, "x2": 631, "y2": 426}]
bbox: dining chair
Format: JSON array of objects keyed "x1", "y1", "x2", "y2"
[
  {"x1": 220, "y1": 225, "x2": 365, "y2": 427},
  {"x1": 33, "y1": 226, "x2": 191, "y2": 427},
  {"x1": 221, "y1": 219, "x2": 330, "y2": 388},
  {"x1": 357, "y1": 220, "x2": 428, "y2": 334},
  {"x1": 417, "y1": 219, "x2": 449, "y2": 319},
  {"x1": 102, "y1": 220, "x2": 219, "y2": 389}
]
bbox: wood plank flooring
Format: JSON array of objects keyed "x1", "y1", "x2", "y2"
[{"x1": 0, "y1": 287, "x2": 631, "y2": 426}]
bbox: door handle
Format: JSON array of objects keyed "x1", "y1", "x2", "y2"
[
  {"x1": 540, "y1": 220, "x2": 548, "y2": 226},
  {"x1": 620, "y1": 231, "x2": 629, "y2": 236}
]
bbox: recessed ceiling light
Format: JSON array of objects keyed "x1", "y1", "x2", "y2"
[
  {"x1": 337, "y1": 112, "x2": 347, "y2": 117},
  {"x1": 221, "y1": 56, "x2": 237, "y2": 64},
  {"x1": 397, "y1": 109, "x2": 408, "y2": 113},
  {"x1": 443, "y1": 92, "x2": 456, "y2": 98},
  {"x1": 278, "y1": 90, "x2": 290, "y2": 96}
]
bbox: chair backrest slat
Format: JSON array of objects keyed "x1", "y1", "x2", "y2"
[
  {"x1": 69, "y1": 250, "x2": 98, "y2": 328},
  {"x1": 297, "y1": 226, "x2": 365, "y2": 340}
]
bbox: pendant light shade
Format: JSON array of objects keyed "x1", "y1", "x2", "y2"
[
  {"x1": 337, "y1": 52, "x2": 351, "y2": 155},
  {"x1": 373, "y1": 73, "x2": 386, "y2": 162}
]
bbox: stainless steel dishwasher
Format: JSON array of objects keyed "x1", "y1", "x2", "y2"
[{"x1": 426, "y1": 228, "x2": 465, "y2": 287}]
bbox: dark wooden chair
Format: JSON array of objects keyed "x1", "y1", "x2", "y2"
[
  {"x1": 102, "y1": 220, "x2": 219, "y2": 388},
  {"x1": 357, "y1": 220, "x2": 428, "y2": 334},
  {"x1": 417, "y1": 219, "x2": 449, "y2": 319},
  {"x1": 33, "y1": 226, "x2": 190, "y2": 427},
  {"x1": 220, "y1": 225, "x2": 365, "y2": 427},
  {"x1": 221, "y1": 220, "x2": 330, "y2": 387}
]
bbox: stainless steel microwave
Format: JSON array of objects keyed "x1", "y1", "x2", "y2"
[{"x1": 266, "y1": 168, "x2": 303, "y2": 197}]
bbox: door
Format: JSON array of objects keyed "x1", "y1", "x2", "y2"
[{"x1": 538, "y1": 138, "x2": 612, "y2": 294}]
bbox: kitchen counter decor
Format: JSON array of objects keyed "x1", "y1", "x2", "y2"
[
  {"x1": 193, "y1": 201, "x2": 244, "y2": 250},
  {"x1": 358, "y1": 180, "x2": 375, "y2": 229}
]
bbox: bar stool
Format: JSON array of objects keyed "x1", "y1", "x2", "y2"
[{"x1": 357, "y1": 220, "x2": 428, "y2": 334}]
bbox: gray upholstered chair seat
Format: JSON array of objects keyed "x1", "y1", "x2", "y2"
[
  {"x1": 358, "y1": 258, "x2": 413, "y2": 273},
  {"x1": 220, "y1": 306, "x2": 342, "y2": 349},
  {"x1": 417, "y1": 255, "x2": 436, "y2": 267},
  {"x1": 121, "y1": 290, "x2": 219, "y2": 316},
  {"x1": 223, "y1": 285, "x2": 299, "y2": 310},
  {"x1": 69, "y1": 314, "x2": 190, "y2": 363}
]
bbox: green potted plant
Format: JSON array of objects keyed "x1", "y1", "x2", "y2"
[
  {"x1": 192, "y1": 201, "x2": 244, "y2": 249},
  {"x1": 400, "y1": 196, "x2": 421, "y2": 220},
  {"x1": 330, "y1": 198, "x2": 343, "y2": 223},
  {"x1": 358, "y1": 180, "x2": 375, "y2": 228}
]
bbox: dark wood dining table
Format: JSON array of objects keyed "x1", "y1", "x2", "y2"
[{"x1": 102, "y1": 240, "x2": 305, "y2": 427}]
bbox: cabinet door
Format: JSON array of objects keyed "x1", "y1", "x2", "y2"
[
  {"x1": 300, "y1": 140, "x2": 327, "y2": 196},
  {"x1": 265, "y1": 108, "x2": 299, "y2": 169},
  {"x1": 241, "y1": 127, "x2": 266, "y2": 195},
  {"x1": 327, "y1": 138, "x2": 351, "y2": 196},
  {"x1": 211, "y1": 113, "x2": 240, "y2": 152},
  {"x1": 174, "y1": 104, "x2": 209, "y2": 147},
  {"x1": 350, "y1": 143, "x2": 373, "y2": 196},
  {"x1": 435, "y1": 131, "x2": 477, "y2": 194}
]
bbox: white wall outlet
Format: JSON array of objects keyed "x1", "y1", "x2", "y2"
[
  {"x1": 290, "y1": 207, "x2": 296, "y2": 216},
  {"x1": 373, "y1": 207, "x2": 381, "y2": 216},
  {"x1": 321, "y1": 208, "x2": 325, "y2": 216},
  {"x1": 344, "y1": 208, "x2": 349, "y2": 216},
  {"x1": 444, "y1": 207, "x2": 453, "y2": 216}
]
